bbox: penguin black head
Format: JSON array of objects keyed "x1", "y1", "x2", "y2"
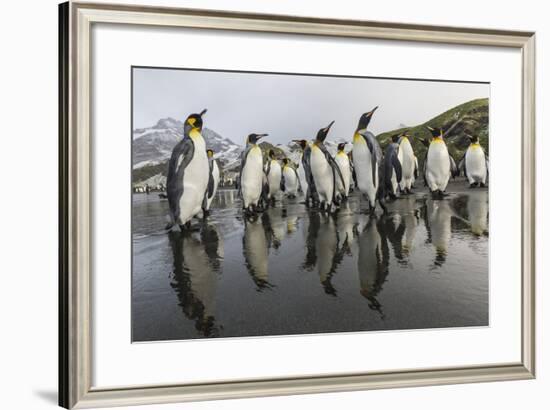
[
  {"x1": 268, "y1": 149, "x2": 276, "y2": 159},
  {"x1": 465, "y1": 133, "x2": 479, "y2": 144},
  {"x1": 206, "y1": 149, "x2": 214, "y2": 158},
  {"x1": 292, "y1": 139, "x2": 308, "y2": 150},
  {"x1": 426, "y1": 126, "x2": 443, "y2": 139},
  {"x1": 185, "y1": 108, "x2": 207, "y2": 131},
  {"x1": 337, "y1": 142, "x2": 347, "y2": 152},
  {"x1": 390, "y1": 133, "x2": 401, "y2": 143},
  {"x1": 315, "y1": 120, "x2": 335, "y2": 143},
  {"x1": 247, "y1": 133, "x2": 268, "y2": 144},
  {"x1": 282, "y1": 158, "x2": 290, "y2": 166},
  {"x1": 356, "y1": 106, "x2": 378, "y2": 132}
]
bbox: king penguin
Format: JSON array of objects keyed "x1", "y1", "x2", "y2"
[
  {"x1": 458, "y1": 134, "x2": 488, "y2": 188},
  {"x1": 166, "y1": 109, "x2": 211, "y2": 230},
  {"x1": 281, "y1": 158, "x2": 300, "y2": 198},
  {"x1": 265, "y1": 150, "x2": 282, "y2": 204},
  {"x1": 334, "y1": 142, "x2": 351, "y2": 201},
  {"x1": 396, "y1": 131, "x2": 416, "y2": 194},
  {"x1": 292, "y1": 139, "x2": 316, "y2": 206},
  {"x1": 239, "y1": 133, "x2": 268, "y2": 212},
  {"x1": 204, "y1": 149, "x2": 220, "y2": 214},
  {"x1": 423, "y1": 126, "x2": 458, "y2": 198},
  {"x1": 380, "y1": 138, "x2": 402, "y2": 200},
  {"x1": 352, "y1": 107, "x2": 384, "y2": 213},
  {"x1": 310, "y1": 121, "x2": 346, "y2": 211}
]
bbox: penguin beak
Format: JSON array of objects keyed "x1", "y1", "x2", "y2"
[
  {"x1": 199, "y1": 109, "x2": 207, "y2": 117},
  {"x1": 325, "y1": 120, "x2": 335, "y2": 132},
  {"x1": 426, "y1": 126, "x2": 434, "y2": 132},
  {"x1": 369, "y1": 106, "x2": 379, "y2": 116},
  {"x1": 257, "y1": 133, "x2": 268, "y2": 139}
]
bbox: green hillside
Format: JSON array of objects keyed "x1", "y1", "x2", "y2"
[{"x1": 377, "y1": 98, "x2": 488, "y2": 165}]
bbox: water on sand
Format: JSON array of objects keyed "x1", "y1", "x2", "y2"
[{"x1": 132, "y1": 181, "x2": 488, "y2": 341}]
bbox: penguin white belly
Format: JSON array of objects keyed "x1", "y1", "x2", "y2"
[
  {"x1": 179, "y1": 138, "x2": 209, "y2": 224},
  {"x1": 426, "y1": 142, "x2": 451, "y2": 192},
  {"x1": 353, "y1": 142, "x2": 378, "y2": 206},
  {"x1": 398, "y1": 139, "x2": 415, "y2": 190},
  {"x1": 310, "y1": 146, "x2": 333, "y2": 205},
  {"x1": 335, "y1": 154, "x2": 351, "y2": 196},
  {"x1": 206, "y1": 161, "x2": 220, "y2": 210},
  {"x1": 267, "y1": 161, "x2": 282, "y2": 198},
  {"x1": 241, "y1": 146, "x2": 264, "y2": 208},
  {"x1": 391, "y1": 169, "x2": 398, "y2": 195},
  {"x1": 465, "y1": 146, "x2": 487, "y2": 184},
  {"x1": 282, "y1": 167, "x2": 298, "y2": 195}
]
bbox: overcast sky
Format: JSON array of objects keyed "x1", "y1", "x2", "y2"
[{"x1": 133, "y1": 67, "x2": 489, "y2": 145}]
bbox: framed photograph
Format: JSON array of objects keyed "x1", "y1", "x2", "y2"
[{"x1": 59, "y1": 1, "x2": 536, "y2": 408}]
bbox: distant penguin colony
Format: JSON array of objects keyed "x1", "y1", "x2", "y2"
[{"x1": 164, "y1": 107, "x2": 487, "y2": 230}]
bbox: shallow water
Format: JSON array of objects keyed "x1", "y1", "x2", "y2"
[{"x1": 132, "y1": 181, "x2": 489, "y2": 342}]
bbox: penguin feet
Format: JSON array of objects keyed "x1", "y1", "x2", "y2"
[
  {"x1": 480, "y1": 182, "x2": 486, "y2": 188},
  {"x1": 469, "y1": 182, "x2": 478, "y2": 188}
]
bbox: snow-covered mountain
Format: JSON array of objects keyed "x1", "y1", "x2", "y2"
[{"x1": 132, "y1": 118, "x2": 242, "y2": 170}]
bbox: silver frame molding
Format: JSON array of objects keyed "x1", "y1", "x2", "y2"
[{"x1": 59, "y1": 1, "x2": 536, "y2": 408}]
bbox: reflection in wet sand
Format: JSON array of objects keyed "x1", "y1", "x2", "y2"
[
  {"x1": 336, "y1": 201, "x2": 357, "y2": 256},
  {"x1": 467, "y1": 193, "x2": 489, "y2": 236},
  {"x1": 357, "y1": 217, "x2": 390, "y2": 314},
  {"x1": 243, "y1": 214, "x2": 272, "y2": 290},
  {"x1": 168, "y1": 224, "x2": 223, "y2": 337},
  {"x1": 424, "y1": 199, "x2": 454, "y2": 267},
  {"x1": 133, "y1": 185, "x2": 489, "y2": 340}
]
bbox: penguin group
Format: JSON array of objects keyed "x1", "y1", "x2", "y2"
[{"x1": 165, "y1": 108, "x2": 489, "y2": 230}]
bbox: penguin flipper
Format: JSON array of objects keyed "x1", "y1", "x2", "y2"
[
  {"x1": 449, "y1": 155, "x2": 459, "y2": 178},
  {"x1": 302, "y1": 147, "x2": 317, "y2": 195},
  {"x1": 238, "y1": 145, "x2": 253, "y2": 197},
  {"x1": 280, "y1": 173, "x2": 286, "y2": 192},
  {"x1": 458, "y1": 153, "x2": 466, "y2": 178},
  {"x1": 422, "y1": 150, "x2": 429, "y2": 187},
  {"x1": 166, "y1": 137, "x2": 195, "y2": 223},
  {"x1": 392, "y1": 153, "x2": 402, "y2": 183},
  {"x1": 319, "y1": 143, "x2": 346, "y2": 195}
]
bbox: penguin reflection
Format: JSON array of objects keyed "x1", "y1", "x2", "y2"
[
  {"x1": 424, "y1": 199, "x2": 453, "y2": 267},
  {"x1": 467, "y1": 191, "x2": 488, "y2": 236},
  {"x1": 303, "y1": 211, "x2": 345, "y2": 296},
  {"x1": 379, "y1": 213, "x2": 406, "y2": 264},
  {"x1": 386, "y1": 196, "x2": 419, "y2": 264},
  {"x1": 242, "y1": 214, "x2": 273, "y2": 290},
  {"x1": 335, "y1": 201, "x2": 357, "y2": 256},
  {"x1": 357, "y1": 217, "x2": 390, "y2": 314},
  {"x1": 168, "y1": 225, "x2": 222, "y2": 337}
]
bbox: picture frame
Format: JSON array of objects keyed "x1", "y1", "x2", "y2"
[{"x1": 59, "y1": 1, "x2": 536, "y2": 408}]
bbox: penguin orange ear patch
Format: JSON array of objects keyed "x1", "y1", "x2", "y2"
[{"x1": 187, "y1": 118, "x2": 196, "y2": 126}]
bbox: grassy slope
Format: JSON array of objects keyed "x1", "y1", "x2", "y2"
[{"x1": 376, "y1": 98, "x2": 488, "y2": 166}]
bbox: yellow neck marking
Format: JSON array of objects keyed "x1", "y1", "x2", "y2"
[
  {"x1": 471, "y1": 142, "x2": 481, "y2": 149},
  {"x1": 353, "y1": 132, "x2": 365, "y2": 144},
  {"x1": 431, "y1": 136, "x2": 444, "y2": 144},
  {"x1": 337, "y1": 150, "x2": 346, "y2": 156},
  {"x1": 189, "y1": 128, "x2": 202, "y2": 141}
]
